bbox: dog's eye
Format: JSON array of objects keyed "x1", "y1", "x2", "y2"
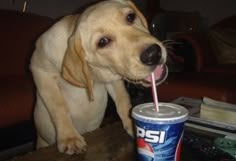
[
  {"x1": 97, "y1": 37, "x2": 111, "y2": 48},
  {"x1": 127, "y1": 12, "x2": 136, "y2": 24}
]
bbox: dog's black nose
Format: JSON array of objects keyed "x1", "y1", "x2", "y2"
[{"x1": 140, "y1": 44, "x2": 162, "y2": 66}]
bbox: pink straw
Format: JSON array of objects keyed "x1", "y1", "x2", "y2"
[{"x1": 151, "y1": 72, "x2": 159, "y2": 112}]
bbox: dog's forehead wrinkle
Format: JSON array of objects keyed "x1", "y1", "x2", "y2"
[
  {"x1": 79, "y1": 0, "x2": 131, "y2": 28},
  {"x1": 82, "y1": 1, "x2": 126, "y2": 17}
]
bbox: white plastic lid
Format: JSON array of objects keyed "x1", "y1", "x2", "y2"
[{"x1": 132, "y1": 102, "x2": 189, "y2": 124}]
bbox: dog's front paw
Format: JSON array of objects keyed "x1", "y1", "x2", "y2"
[
  {"x1": 123, "y1": 119, "x2": 134, "y2": 138},
  {"x1": 58, "y1": 134, "x2": 87, "y2": 155}
]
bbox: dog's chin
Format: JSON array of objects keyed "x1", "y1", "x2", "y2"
[{"x1": 123, "y1": 64, "x2": 168, "y2": 87}]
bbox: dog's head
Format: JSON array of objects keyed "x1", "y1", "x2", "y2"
[{"x1": 62, "y1": 0, "x2": 167, "y2": 100}]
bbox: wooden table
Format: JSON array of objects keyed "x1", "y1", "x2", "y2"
[
  {"x1": 8, "y1": 122, "x2": 208, "y2": 161},
  {"x1": 9, "y1": 122, "x2": 135, "y2": 161}
]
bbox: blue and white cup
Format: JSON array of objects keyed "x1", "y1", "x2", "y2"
[{"x1": 132, "y1": 102, "x2": 188, "y2": 161}]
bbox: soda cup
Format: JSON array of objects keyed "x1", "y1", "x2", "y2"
[{"x1": 132, "y1": 102, "x2": 188, "y2": 161}]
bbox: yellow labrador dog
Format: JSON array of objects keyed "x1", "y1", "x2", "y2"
[{"x1": 30, "y1": 0, "x2": 167, "y2": 155}]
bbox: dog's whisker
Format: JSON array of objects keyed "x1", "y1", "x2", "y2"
[
  {"x1": 162, "y1": 39, "x2": 182, "y2": 46},
  {"x1": 164, "y1": 45, "x2": 175, "y2": 53},
  {"x1": 167, "y1": 48, "x2": 177, "y2": 55},
  {"x1": 162, "y1": 39, "x2": 177, "y2": 45},
  {"x1": 165, "y1": 45, "x2": 174, "y2": 50},
  {"x1": 162, "y1": 39, "x2": 176, "y2": 43},
  {"x1": 163, "y1": 41, "x2": 181, "y2": 46},
  {"x1": 167, "y1": 50, "x2": 176, "y2": 56},
  {"x1": 163, "y1": 41, "x2": 183, "y2": 54}
]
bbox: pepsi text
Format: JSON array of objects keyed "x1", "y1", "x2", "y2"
[{"x1": 136, "y1": 126, "x2": 166, "y2": 144}]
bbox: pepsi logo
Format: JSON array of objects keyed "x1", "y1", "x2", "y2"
[
  {"x1": 175, "y1": 132, "x2": 184, "y2": 161},
  {"x1": 137, "y1": 138, "x2": 154, "y2": 161}
]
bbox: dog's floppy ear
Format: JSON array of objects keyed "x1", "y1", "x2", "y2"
[
  {"x1": 127, "y1": 1, "x2": 148, "y2": 29},
  {"x1": 62, "y1": 35, "x2": 94, "y2": 101}
]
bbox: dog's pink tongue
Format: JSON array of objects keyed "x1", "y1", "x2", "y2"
[{"x1": 145, "y1": 65, "x2": 165, "y2": 82}]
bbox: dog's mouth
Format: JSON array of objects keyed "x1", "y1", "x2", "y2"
[{"x1": 124, "y1": 64, "x2": 168, "y2": 87}]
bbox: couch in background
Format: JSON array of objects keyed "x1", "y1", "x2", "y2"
[
  {"x1": 0, "y1": 9, "x2": 53, "y2": 158},
  {"x1": 157, "y1": 16, "x2": 236, "y2": 104}
]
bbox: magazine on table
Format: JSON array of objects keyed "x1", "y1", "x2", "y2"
[{"x1": 172, "y1": 97, "x2": 236, "y2": 136}]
